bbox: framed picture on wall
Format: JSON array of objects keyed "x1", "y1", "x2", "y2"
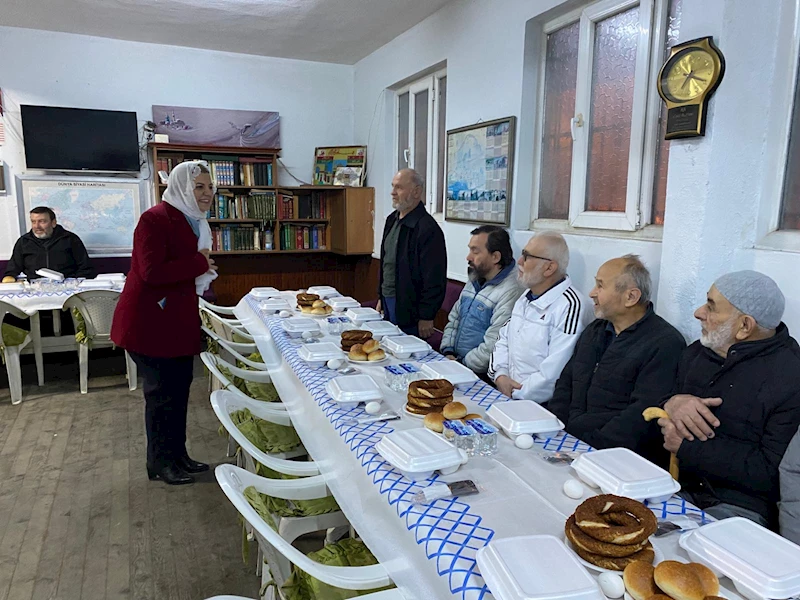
[
  {"x1": 445, "y1": 116, "x2": 515, "y2": 226},
  {"x1": 313, "y1": 146, "x2": 367, "y2": 186}
]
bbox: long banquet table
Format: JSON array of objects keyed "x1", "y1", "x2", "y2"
[{"x1": 235, "y1": 293, "x2": 744, "y2": 600}]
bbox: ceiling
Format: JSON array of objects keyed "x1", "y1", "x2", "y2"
[{"x1": 0, "y1": 0, "x2": 453, "y2": 64}]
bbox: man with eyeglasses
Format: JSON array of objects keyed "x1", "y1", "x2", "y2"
[
  {"x1": 548, "y1": 255, "x2": 685, "y2": 458},
  {"x1": 488, "y1": 232, "x2": 592, "y2": 402}
]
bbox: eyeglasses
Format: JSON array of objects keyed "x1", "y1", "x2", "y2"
[{"x1": 521, "y1": 249, "x2": 552, "y2": 262}]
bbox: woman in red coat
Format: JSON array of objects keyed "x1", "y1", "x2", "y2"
[{"x1": 111, "y1": 161, "x2": 218, "y2": 485}]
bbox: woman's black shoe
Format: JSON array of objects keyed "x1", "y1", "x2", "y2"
[
  {"x1": 147, "y1": 464, "x2": 194, "y2": 485},
  {"x1": 177, "y1": 456, "x2": 210, "y2": 474}
]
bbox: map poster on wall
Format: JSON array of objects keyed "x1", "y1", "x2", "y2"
[
  {"x1": 313, "y1": 146, "x2": 366, "y2": 185},
  {"x1": 445, "y1": 116, "x2": 516, "y2": 226},
  {"x1": 18, "y1": 177, "x2": 145, "y2": 256}
]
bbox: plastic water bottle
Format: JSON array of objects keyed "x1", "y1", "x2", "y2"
[
  {"x1": 443, "y1": 420, "x2": 478, "y2": 456},
  {"x1": 465, "y1": 418, "x2": 498, "y2": 456},
  {"x1": 398, "y1": 363, "x2": 421, "y2": 388},
  {"x1": 383, "y1": 365, "x2": 406, "y2": 392},
  {"x1": 327, "y1": 316, "x2": 341, "y2": 335}
]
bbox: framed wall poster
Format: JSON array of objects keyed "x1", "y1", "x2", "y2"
[
  {"x1": 17, "y1": 176, "x2": 146, "y2": 256},
  {"x1": 313, "y1": 146, "x2": 366, "y2": 185},
  {"x1": 445, "y1": 116, "x2": 516, "y2": 226},
  {"x1": 152, "y1": 105, "x2": 280, "y2": 148}
]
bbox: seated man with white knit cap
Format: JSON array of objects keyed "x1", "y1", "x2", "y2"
[{"x1": 657, "y1": 270, "x2": 800, "y2": 529}]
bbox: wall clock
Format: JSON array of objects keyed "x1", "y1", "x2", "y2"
[{"x1": 657, "y1": 36, "x2": 725, "y2": 139}]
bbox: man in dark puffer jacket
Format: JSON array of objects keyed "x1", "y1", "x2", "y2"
[
  {"x1": 658, "y1": 271, "x2": 800, "y2": 529},
  {"x1": 548, "y1": 255, "x2": 685, "y2": 459}
]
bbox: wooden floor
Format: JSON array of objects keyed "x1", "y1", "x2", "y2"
[{"x1": 0, "y1": 351, "x2": 260, "y2": 600}]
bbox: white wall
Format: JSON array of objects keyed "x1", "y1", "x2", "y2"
[
  {"x1": 0, "y1": 26, "x2": 354, "y2": 258},
  {"x1": 353, "y1": 0, "x2": 800, "y2": 339}
]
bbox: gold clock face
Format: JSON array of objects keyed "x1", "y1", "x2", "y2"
[{"x1": 662, "y1": 48, "x2": 717, "y2": 103}]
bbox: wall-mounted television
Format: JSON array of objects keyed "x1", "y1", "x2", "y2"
[{"x1": 21, "y1": 105, "x2": 140, "y2": 173}]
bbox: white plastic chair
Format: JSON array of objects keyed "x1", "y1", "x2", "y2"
[
  {"x1": 0, "y1": 302, "x2": 42, "y2": 405},
  {"x1": 212, "y1": 390, "x2": 351, "y2": 585},
  {"x1": 201, "y1": 352, "x2": 283, "y2": 406},
  {"x1": 204, "y1": 590, "x2": 402, "y2": 600},
  {"x1": 200, "y1": 306, "x2": 254, "y2": 342},
  {"x1": 63, "y1": 290, "x2": 137, "y2": 394},
  {"x1": 216, "y1": 464, "x2": 393, "y2": 597},
  {"x1": 202, "y1": 326, "x2": 266, "y2": 370},
  {"x1": 199, "y1": 297, "x2": 241, "y2": 318}
]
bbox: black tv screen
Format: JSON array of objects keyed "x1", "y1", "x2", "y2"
[{"x1": 21, "y1": 105, "x2": 140, "y2": 172}]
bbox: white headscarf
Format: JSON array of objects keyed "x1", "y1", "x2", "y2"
[{"x1": 162, "y1": 160, "x2": 218, "y2": 295}]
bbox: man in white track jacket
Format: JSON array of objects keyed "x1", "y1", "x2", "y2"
[{"x1": 489, "y1": 232, "x2": 593, "y2": 403}]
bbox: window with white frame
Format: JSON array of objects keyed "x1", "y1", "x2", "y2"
[
  {"x1": 533, "y1": 0, "x2": 682, "y2": 231},
  {"x1": 780, "y1": 63, "x2": 800, "y2": 230},
  {"x1": 395, "y1": 69, "x2": 447, "y2": 214}
]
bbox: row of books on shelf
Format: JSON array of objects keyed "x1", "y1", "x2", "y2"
[
  {"x1": 280, "y1": 224, "x2": 327, "y2": 251},
  {"x1": 210, "y1": 224, "x2": 271, "y2": 252},
  {"x1": 277, "y1": 191, "x2": 329, "y2": 219},
  {"x1": 206, "y1": 191, "x2": 277, "y2": 221},
  {"x1": 156, "y1": 153, "x2": 273, "y2": 187},
  {"x1": 208, "y1": 223, "x2": 328, "y2": 252}
]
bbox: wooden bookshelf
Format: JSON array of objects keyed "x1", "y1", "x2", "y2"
[{"x1": 149, "y1": 142, "x2": 374, "y2": 256}]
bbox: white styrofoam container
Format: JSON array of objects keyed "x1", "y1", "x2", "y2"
[
  {"x1": 282, "y1": 317, "x2": 320, "y2": 338},
  {"x1": 421, "y1": 360, "x2": 479, "y2": 386},
  {"x1": 363, "y1": 320, "x2": 402, "y2": 339},
  {"x1": 0, "y1": 283, "x2": 25, "y2": 292},
  {"x1": 250, "y1": 286, "x2": 282, "y2": 299},
  {"x1": 306, "y1": 286, "x2": 340, "y2": 299},
  {"x1": 381, "y1": 335, "x2": 431, "y2": 359},
  {"x1": 79, "y1": 279, "x2": 114, "y2": 289},
  {"x1": 679, "y1": 518, "x2": 800, "y2": 600},
  {"x1": 95, "y1": 273, "x2": 126, "y2": 281},
  {"x1": 297, "y1": 342, "x2": 344, "y2": 367},
  {"x1": 375, "y1": 428, "x2": 467, "y2": 481},
  {"x1": 486, "y1": 401, "x2": 564, "y2": 439},
  {"x1": 571, "y1": 447, "x2": 680, "y2": 503},
  {"x1": 344, "y1": 307, "x2": 383, "y2": 325},
  {"x1": 477, "y1": 535, "x2": 604, "y2": 600},
  {"x1": 258, "y1": 298, "x2": 291, "y2": 313},
  {"x1": 325, "y1": 374, "x2": 383, "y2": 408},
  {"x1": 328, "y1": 296, "x2": 361, "y2": 311}
]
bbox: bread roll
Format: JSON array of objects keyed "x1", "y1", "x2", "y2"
[
  {"x1": 367, "y1": 349, "x2": 386, "y2": 361},
  {"x1": 362, "y1": 339, "x2": 380, "y2": 354},
  {"x1": 300, "y1": 306, "x2": 313, "y2": 313},
  {"x1": 348, "y1": 344, "x2": 368, "y2": 361},
  {"x1": 1, "y1": 276, "x2": 16, "y2": 284},
  {"x1": 654, "y1": 561, "x2": 719, "y2": 600},
  {"x1": 311, "y1": 307, "x2": 327, "y2": 315},
  {"x1": 461, "y1": 413, "x2": 482, "y2": 422},
  {"x1": 312, "y1": 299, "x2": 326, "y2": 308},
  {"x1": 623, "y1": 561, "x2": 658, "y2": 600},
  {"x1": 443, "y1": 401, "x2": 468, "y2": 420},
  {"x1": 424, "y1": 412, "x2": 446, "y2": 433},
  {"x1": 645, "y1": 596, "x2": 674, "y2": 600}
]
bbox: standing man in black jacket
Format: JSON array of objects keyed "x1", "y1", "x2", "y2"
[
  {"x1": 3, "y1": 206, "x2": 96, "y2": 281},
  {"x1": 658, "y1": 271, "x2": 800, "y2": 529},
  {"x1": 548, "y1": 255, "x2": 685, "y2": 457},
  {"x1": 376, "y1": 169, "x2": 446, "y2": 338}
]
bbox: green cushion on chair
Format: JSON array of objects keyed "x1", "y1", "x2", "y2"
[
  {"x1": 1, "y1": 323, "x2": 28, "y2": 347},
  {"x1": 235, "y1": 352, "x2": 279, "y2": 402},
  {"x1": 72, "y1": 308, "x2": 90, "y2": 345},
  {"x1": 230, "y1": 408, "x2": 301, "y2": 453},
  {"x1": 253, "y1": 463, "x2": 340, "y2": 517},
  {"x1": 280, "y1": 538, "x2": 394, "y2": 600}
]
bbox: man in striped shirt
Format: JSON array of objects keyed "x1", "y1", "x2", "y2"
[{"x1": 489, "y1": 232, "x2": 593, "y2": 402}]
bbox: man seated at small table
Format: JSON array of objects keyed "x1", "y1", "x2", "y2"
[
  {"x1": 658, "y1": 271, "x2": 800, "y2": 529},
  {"x1": 488, "y1": 232, "x2": 592, "y2": 402},
  {"x1": 2, "y1": 206, "x2": 95, "y2": 282},
  {"x1": 440, "y1": 225, "x2": 520, "y2": 376},
  {"x1": 548, "y1": 255, "x2": 685, "y2": 455}
]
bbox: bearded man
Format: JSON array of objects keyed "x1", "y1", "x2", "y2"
[
  {"x1": 440, "y1": 225, "x2": 520, "y2": 375},
  {"x1": 488, "y1": 231, "x2": 592, "y2": 401},
  {"x1": 659, "y1": 271, "x2": 800, "y2": 529},
  {"x1": 3, "y1": 206, "x2": 95, "y2": 281}
]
